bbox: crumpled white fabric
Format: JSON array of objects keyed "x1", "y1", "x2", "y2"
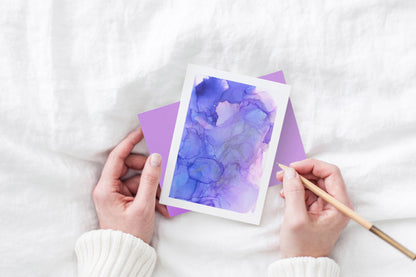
[{"x1": 1, "y1": 1, "x2": 415, "y2": 276}]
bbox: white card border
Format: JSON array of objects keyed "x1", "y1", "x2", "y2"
[{"x1": 159, "y1": 64, "x2": 290, "y2": 225}]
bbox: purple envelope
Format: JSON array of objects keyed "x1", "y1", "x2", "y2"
[{"x1": 138, "y1": 71, "x2": 306, "y2": 217}]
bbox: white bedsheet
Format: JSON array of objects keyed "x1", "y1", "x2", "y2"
[{"x1": 1, "y1": 1, "x2": 416, "y2": 276}]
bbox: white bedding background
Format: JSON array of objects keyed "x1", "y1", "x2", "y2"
[{"x1": 1, "y1": 1, "x2": 416, "y2": 276}]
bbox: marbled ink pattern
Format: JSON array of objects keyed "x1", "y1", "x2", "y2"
[{"x1": 170, "y1": 76, "x2": 276, "y2": 213}]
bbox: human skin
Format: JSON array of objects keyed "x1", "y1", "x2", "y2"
[
  {"x1": 92, "y1": 130, "x2": 351, "y2": 255},
  {"x1": 92, "y1": 128, "x2": 169, "y2": 244},
  {"x1": 276, "y1": 159, "x2": 353, "y2": 258}
]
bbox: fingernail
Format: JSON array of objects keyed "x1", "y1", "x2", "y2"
[
  {"x1": 284, "y1": 167, "x2": 296, "y2": 180},
  {"x1": 280, "y1": 188, "x2": 284, "y2": 194},
  {"x1": 150, "y1": 153, "x2": 162, "y2": 167}
]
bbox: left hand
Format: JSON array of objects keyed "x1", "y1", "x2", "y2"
[{"x1": 92, "y1": 128, "x2": 169, "y2": 244}]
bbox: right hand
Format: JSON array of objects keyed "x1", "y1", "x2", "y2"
[{"x1": 276, "y1": 159, "x2": 353, "y2": 258}]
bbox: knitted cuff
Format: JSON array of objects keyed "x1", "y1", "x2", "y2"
[
  {"x1": 268, "y1": 257, "x2": 340, "y2": 277},
  {"x1": 75, "y1": 229, "x2": 156, "y2": 277}
]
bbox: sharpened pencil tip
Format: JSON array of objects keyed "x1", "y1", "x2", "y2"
[{"x1": 277, "y1": 163, "x2": 288, "y2": 170}]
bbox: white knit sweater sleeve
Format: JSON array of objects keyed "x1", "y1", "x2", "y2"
[
  {"x1": 75, "y1": 229, "x2": 156, "y2": 277},
  {"x1": 268, "y1": 257, "x2": 340, "y2": 277}
]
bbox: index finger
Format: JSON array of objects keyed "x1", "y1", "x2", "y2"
[
  {"x1": 290, "y1": 158, "x2": 339, "y2": 178},
  {"x1": 101, "y1": 128, "x2": 144, "y2": 181},
  {"x1": 290, "y1": 159, "x2": 352, "y2": 207}
]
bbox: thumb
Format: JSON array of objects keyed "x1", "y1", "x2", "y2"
[
  {"x1": 134, "y1": 153, "x2": 162, "y2": 208},
  {"x1": 282, "y1": 167, "x2": 307, "y2": 217}
]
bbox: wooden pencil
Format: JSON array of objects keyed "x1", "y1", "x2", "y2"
[{"x1": 278, "y1": 163, "x2": 416, "y2": 261}]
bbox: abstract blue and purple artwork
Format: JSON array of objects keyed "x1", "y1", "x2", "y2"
[
  {"x1": 160, "y1": 65, "x2": 290, "y2": 224},
  {"x1": 169, "y1": 76, "x2": 276, "y2": 212}
]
